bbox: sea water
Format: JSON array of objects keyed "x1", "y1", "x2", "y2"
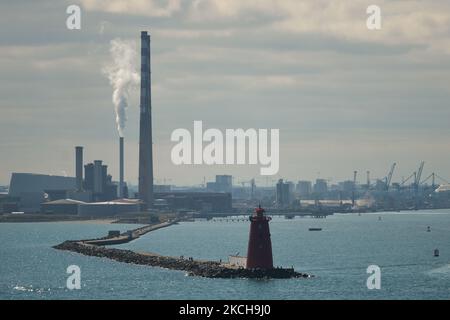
[{"x1": 0, "y1": 210, "x2": 449, "y2": 299}]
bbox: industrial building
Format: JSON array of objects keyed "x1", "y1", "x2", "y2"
[
  {"x1": 155, "y1": 192, "x2": 232, "y2": 213},
  {"x1": 84, "y1": 160, "x2": 117, "y2": 201},
  {"x1": 40, "y1": 198, "x2": 142, "y2": 216},
  {"x1": 41, "y1": 199, "x2": 85, "y2": 215},
  {"x1": 206, "y1": 175, "x2": 232, "y2": 193},
  {"x1": 8, "y1": 173, "x2": 76, "y2": 212},
  {"x1": 0, "y1": 193, "x2": 19, "y2": 213},
  {"x1": 77, "y1": 199, "x2": 141, "y2": 217}
]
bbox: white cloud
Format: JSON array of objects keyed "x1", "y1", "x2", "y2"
[
  {"x1": 81, "y1": 0, "x2": 182, "y2": 17},
  {"x1": 1, "y1": 0, "x2": 450, "y2": 184}
]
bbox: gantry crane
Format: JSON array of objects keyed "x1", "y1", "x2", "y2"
[
  {"x1": 414, "y1": 161, "x2": 425, "y2": 190},
  {"x1": 385, "y1": 163, "x2": 396, "y2": 191},
  {"x1": 421, "y1": 172, "x2": 449, "y2": 188}
]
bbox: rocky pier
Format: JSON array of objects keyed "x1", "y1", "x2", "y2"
[
  {"x1": 52, "y1": 220, "x2": 311, "y2": 279},
  {"x1": 53, "y1": 240, "x2": 310, "y2": 279}
]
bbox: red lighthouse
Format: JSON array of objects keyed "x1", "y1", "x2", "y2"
[{"x1": 246, "y1": 205, "x2": 273, "y2": 269}]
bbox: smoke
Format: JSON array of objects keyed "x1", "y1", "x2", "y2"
[{"x1": 103, "y1": 39, "x2": 140, "y2": 137}]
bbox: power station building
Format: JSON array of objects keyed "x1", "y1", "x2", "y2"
[
  {"x1": 83, "y1": 160, "x2": 117, "y2": 201},
  {"x1": 8, "y1": 173, "x2": 76, "y2": 212}
]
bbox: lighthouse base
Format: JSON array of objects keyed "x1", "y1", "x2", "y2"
[{"x1": 193, "y1": 266, "x2": 312, "y2": 279}]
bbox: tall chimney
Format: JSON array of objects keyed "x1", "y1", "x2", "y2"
[
  {"x1": 119, "y1": 137, "x2": 124, "y2": 198},
  {"x1": 75, "y1": 146, "x2": 83, "y2": 191},
  {"x1": 138, "y1": 31, "x2": 154, "y2": 209}
]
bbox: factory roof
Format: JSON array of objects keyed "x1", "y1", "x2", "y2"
[
  {"x1": 9, "y1": 173, "x2": 75, "y2": 197},
  {"x1": 42, "y1": 199, "x2": 87, "y2": 205},
  {"x1": 79, "y1": 199, "x2": 141, "y2": 206}
]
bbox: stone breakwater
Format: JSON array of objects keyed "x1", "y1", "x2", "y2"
[
  {"x1": 52, "y1": 220, "x2": 311, "y2": 279},
  {"x1": 53, "y1": 240, "x2": 311, "y2": 279}
]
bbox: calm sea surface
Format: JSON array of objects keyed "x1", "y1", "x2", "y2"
[{"x1": 0, "y1": 210, "x2": 449, "y2": 299}]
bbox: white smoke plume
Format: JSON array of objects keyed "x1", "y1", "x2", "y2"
[{"x1": 103, "y1": 39, "x2": 140, "y2": 137}]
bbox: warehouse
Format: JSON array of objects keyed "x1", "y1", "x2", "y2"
[
  {"x1": 41, "y1": 199, "x2": 86, "y2": 215},
  {"x1": 77, "y1": 199, "x2": 141, "y2": 217}
]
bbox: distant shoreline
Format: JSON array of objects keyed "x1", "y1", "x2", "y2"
[
  {"x1": 0, "y1": 214, "x2": 118, "y2": 223},
  {"x1": 1, "y1": 208, "x2": 449, "y2": 223}
]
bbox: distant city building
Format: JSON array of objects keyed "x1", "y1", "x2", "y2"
[
  {"x1": 339, "y1": 180, "x2": 355, "y2": 193},
  {"x1": 314, "y1": 179, "x2": 328, "y2": 195},
  {"x1": 154, "y1": 192, "x2": 232, "y2": 213},
  {"x1": 287, "y1": 181, "x2": 295, "y2": 195},
  {"x1": 154, "y1": 184, "x2": 171, "y2": 193},
  {"x1": 206, "y1": 182, "x2": 217, "y2": 192},
  {"x1": 206, "y1": 175, "x2": 232, "y2": 193},
  {"x1": 276, "y1": 179, "x2": 291, "y2": 207},
  {"x1": 296, "y1": 180, "x2": 312, "y2": 198},
  {"x1": 375, "y1": 179, "x2": 387, "y2": 191}
]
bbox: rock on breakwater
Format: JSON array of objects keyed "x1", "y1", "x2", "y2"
[{"x1": 53, "y1": 240, "x2": 311, "y2": 279}]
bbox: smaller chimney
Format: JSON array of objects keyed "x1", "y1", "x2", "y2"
[
  {"x1": 75, "y1": 146, "x2": 83, "y2": 191},
  {"x1": 119, "y1": 137, "x2": 124, "y2": 198}
]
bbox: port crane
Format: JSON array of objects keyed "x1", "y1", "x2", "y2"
[
  {"x1": 414, "y1": 161, "x2": 425, "y2": 191},
  {"x1": 401, "y1": 161, "x2": 425, "y2": 189},
  {"x1": 421, "y1": 173, "x2": 450, "y2": 187},
  {"x1": 421, "y1": 172, "x2": 436, "y2": 188},
  {"x1": 385, "y1": 163, "x2": 396, "y2": 191}
]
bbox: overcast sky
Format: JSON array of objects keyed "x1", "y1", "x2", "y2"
[{"x1": 1, "y1": 0, "x2": 450, "y2": 186}]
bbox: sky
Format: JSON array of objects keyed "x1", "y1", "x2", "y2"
[{"x1": 1, "y1": 0, "x2": 450, "y2": 187}]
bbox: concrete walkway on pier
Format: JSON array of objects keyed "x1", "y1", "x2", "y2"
[{"x1": 82, "y1": 220, "x2": 178, "y2": 246}]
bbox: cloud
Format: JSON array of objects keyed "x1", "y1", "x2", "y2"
[
  {"x1": 1, "y1": 0, "x2": 450, "y2": 184},
  {"x1": 80, "y1": 0, "x2": 182, "y2": 17}
]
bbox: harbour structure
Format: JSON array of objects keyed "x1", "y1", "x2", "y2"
[
  {"x1": 54, "y1": 217, "x2": 309, "y2": 278},
  {"x1": 138, "y1": 31, "x2": 154, "y2": 209},
  {"x1": 246, "y1": 205, "x2": 273, "y2": 269}
]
